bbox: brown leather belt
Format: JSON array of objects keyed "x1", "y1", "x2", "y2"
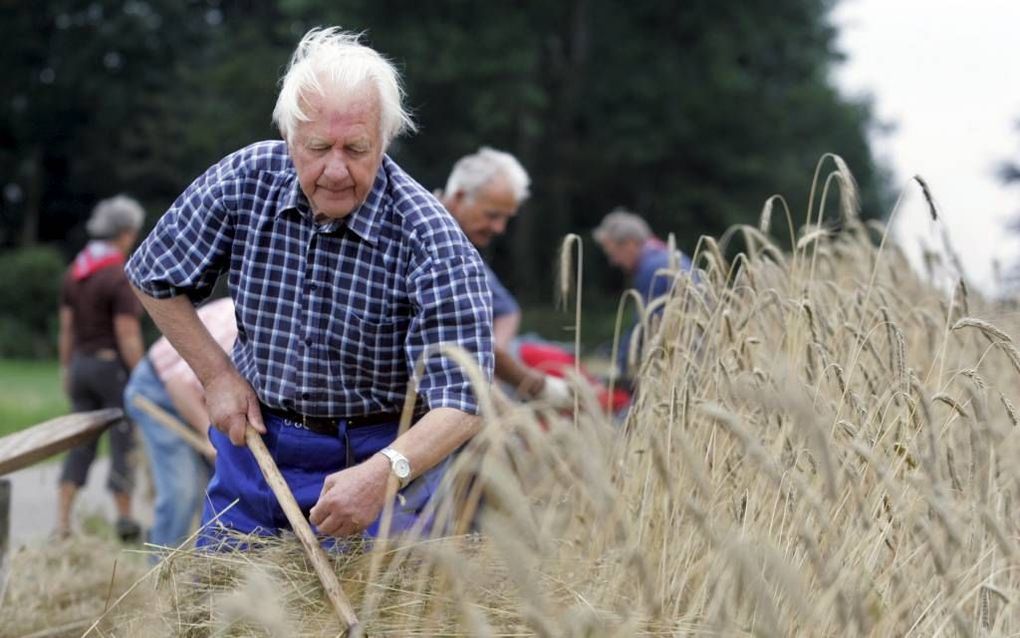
[{"x1": 261, "y1": 404, "x2": 402, "y2": 437}]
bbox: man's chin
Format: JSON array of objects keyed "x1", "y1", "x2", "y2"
[{"x1": 313, "y1": 200, "x2": 357, "y2": 219}]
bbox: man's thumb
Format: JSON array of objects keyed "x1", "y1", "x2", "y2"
[{"x1": 247, "y1": 394, "x2": 266, "y2": 433}]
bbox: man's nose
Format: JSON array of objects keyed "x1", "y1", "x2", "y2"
[{"x1": 323, "y1": 151, "x2": 350, "y2": 181}]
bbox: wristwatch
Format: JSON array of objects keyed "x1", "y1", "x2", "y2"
[{"x1": 379, "y1": 447, "x2": 412, "y2": 488}]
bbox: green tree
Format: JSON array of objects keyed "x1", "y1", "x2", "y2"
[
  {"x1": 2, "y1": 0, "x2": 889, "y2": 308},
  {"x1": 0, "y1": 1, "x2": 215, "y2": 247},
  {"x1": 0, "y1": 246, "x2": 65, "y2": 357}
]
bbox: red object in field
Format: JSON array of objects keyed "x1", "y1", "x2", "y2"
[{"x1": 518, "y1": 342, "x2": 631, "y2": 413}]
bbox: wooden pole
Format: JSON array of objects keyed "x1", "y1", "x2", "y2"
[
  {"x1": 0, "y1": 409, "x2": 122, "y2": 476},
  {"x1": 244, "y1": 428, "x2": 360, "y2": 635},
  {"x1": 130, "y1": 395, "x2": 216, "y2": 461},
  {"x1": 0, "y1": 478, "x2": 9, "y2": 608}
]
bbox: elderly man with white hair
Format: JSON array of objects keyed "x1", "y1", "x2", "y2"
[
  {"x1": 439, "y1": 148, "x2": 571, "y2": 406},
  {"x1": 57, "y1": 194, "x2": 147, "y2": 540},
  {"x1": 126, "y1": 28, "x2": 493, "y2": 544}
]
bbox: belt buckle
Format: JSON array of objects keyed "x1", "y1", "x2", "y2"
[{"x1": 301, "y1": 414, "x2": 338, "y2": 437}]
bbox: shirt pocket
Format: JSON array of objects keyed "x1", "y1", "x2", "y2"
[{"x1": 327, "y1": 311, "x2": 410, "y2": 388}]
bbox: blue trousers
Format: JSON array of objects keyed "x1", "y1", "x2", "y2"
[
  {"x1": 197, "y1": 410, "x2": 447, "y2": 548},
  {"x1": 123, "y1": 359, "x2": 209, "y2": 552}
]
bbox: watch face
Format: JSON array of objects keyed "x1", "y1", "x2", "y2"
[{"x1": 394, "y1": 458, "x2": 411, "y2": 479}]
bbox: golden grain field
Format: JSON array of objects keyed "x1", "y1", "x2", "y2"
[{"x1": 3, "y1": 158, "x2": 1018, "y2": 637}]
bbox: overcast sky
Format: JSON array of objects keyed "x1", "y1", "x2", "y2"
[{"x1": 832, "y1": 0, "x2": 1020, "y2": 296}]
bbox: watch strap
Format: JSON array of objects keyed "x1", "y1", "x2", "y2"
[{"x1": 379, "y1": 446, "x2": 411, "y2": 487}]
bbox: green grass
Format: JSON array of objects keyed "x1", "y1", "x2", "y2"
[{"x1": 0, "y1": 359, "x2": 69, "y2": 437}]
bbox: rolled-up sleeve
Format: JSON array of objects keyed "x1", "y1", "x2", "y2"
[
  {"x1": 126, "y1": 160, "x2": 237, "y2": 302},
  {"x1": 406, "y1": 249, "x2": 494, "y2": 415}
]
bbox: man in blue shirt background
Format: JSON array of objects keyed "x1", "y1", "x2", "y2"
[
  {"x1": 594, "y1": 208, "x2": 692, "y2": 378},
  {"x1": 126, "y1": 27, "x2": 493, "y2": 543}
]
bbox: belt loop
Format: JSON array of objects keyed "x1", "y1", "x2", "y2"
[{"x1": 342, "y1": 419, "x2": 354, "y2": 468}]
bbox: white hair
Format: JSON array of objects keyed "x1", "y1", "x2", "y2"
[
  {"x1": 593, "y1": 208, "x2": 651, "y2": 244},
  {"x1": 272, "y1": 27, "x2": 415, "y2": 147},
  {"x1": 85, "y1": 194, "x2": 145, "y2": 239},
  {"x1": 444, "y1": 147, "x2": 531, "y2": 203}
]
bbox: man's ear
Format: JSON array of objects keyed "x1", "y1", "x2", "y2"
[{"x1": 445, "y1": 190, "x2": 467, "y2": 214}]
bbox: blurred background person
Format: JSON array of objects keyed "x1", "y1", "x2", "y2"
[
  {"x1": 56, "y1": 195, "x2": 146, "y2": 540},
  {"x1": 123, "y1": 296, "x2": 236, "y2": 556},
  {"x1": 439, "y1": 147, "x2": 571, "y2": 407},
  {"x1": 594, "y1": 208, "x2": 692, "y2": 379},
  {"x1": 439, "y1": 148, "x2": 630, "y2": 414}
]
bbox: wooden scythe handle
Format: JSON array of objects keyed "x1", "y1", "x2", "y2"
[
  {"x1": 130, "y1": 395, "x2": 216, "y2": 461},
  {"x1": 244, "y1": 428, "x2": 361, "y2": 634}
]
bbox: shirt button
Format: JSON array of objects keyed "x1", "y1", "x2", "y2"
[
  {"x1": 309, "y1": 283, "x2": 317, "y2": 292},
  {"x1": 301, "y1": 392, "x2": 310, "y2": 400},
  {"x1": 304, "y1": 337, "x2": 313, "y2": 346}
]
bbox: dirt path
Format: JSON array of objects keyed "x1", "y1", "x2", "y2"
[{"x1": 5, "y1": 458, "x2": 152, "y2": 546}]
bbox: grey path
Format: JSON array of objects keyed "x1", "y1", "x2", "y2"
[{"x1": 5, "y1": 458, "x2": 152, "y2": 546}]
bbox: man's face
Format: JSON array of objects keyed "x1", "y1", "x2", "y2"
[
  {"x1": 289, "y1": 87, "x2": 384, "y2": 220},
  {"x1": 598, "y1": 237, "x2": 643, "y2": 274},
  {"x1": 445, "y1": 177, "x2": 520, "y2": 248}
]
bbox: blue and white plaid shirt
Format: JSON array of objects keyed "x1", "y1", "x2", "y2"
[{"x1": 126, "y1": 141, "x2": 493, "y2": 417}]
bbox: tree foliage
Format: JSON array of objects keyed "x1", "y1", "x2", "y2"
[
  {"x1": 2, "y1": 0, "x2": 888, "y2": 302},
  {"x1": 0, "y1": 246, "x2": 65, "y2": 357}
]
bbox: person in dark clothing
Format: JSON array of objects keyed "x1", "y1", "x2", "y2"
[{"x1": 57, "y1": 195, "x2": 146, "y2": 540}]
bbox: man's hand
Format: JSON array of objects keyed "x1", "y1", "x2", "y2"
[
  {"x1": 536, "y1": 374, "x2": 573, "y2": 409},
  {"x1": 309, "y1": 454, "x2": 390, "y2": 537},
  {"x1": 205, "y1": 370, "x2": 265, "y2": 446}
]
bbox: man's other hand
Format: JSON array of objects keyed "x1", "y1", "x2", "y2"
[
  {"x1": 537, "y1": 374, "x2": 573, "y2": 409},
  {"x1": 309, "y1": 454, "x2": 390, "y2": 537},
  {"x1": 205, "y1": 370, "x2": 266, "y2": 446}
]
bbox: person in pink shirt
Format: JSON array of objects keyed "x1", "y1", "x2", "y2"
[{"x1": 123, "y1": 297, "x2": 237, "y2": 554}]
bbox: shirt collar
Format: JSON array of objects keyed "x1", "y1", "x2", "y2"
[
  {"x1": 275, "y1": 156, "x2": 390, "y2": 246},
  {"x1": 276, "y1": 174, "x2": 309, "y2": 218},
  {"x1": 341, "y1": 158, "x2": 389, "y2": 246}
]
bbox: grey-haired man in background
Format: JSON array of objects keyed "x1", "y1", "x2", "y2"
[{"x1": 439, "y1": 148, "x2": 572, "y2": 407}]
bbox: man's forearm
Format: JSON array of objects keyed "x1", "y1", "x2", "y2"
[
  {"x1": 131, "y1": 288, "x2": 234, "y2": 385},
  {"x1": 494, "y1": 347, "x2": 545, "y2": 397},
  {"x1": 384, "y1": 407, "x2": 481, "y2": 481},
  {"x1": 58, "y1": 306, "x2": 74, "y2": 368},
  {"x1": 492, "y1": 312, "x2": 520, "y2": 351}
]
